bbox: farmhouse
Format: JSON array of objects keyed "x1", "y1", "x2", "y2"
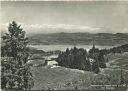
[{"x1": 47, "y1": 60, "x2": 58, "y2": 66}]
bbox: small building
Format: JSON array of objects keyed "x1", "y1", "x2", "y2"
[{"x1": 47, "y1": 60, "x2": 58, "y2": 66}]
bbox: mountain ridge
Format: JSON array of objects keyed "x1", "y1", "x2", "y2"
[{"x1": 25, "y1": 32, "x2": 128, "y2": 46}]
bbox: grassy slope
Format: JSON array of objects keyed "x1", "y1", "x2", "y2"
[
  {"x1": 31, "y1": 66, "x2": 95, "y2": 90},
  {"x1": 106, "y1": 52, "x2": 128, "y2": 70},
  {"x1": 31, "y1": 52, "x2": 128, "y2": 90}
]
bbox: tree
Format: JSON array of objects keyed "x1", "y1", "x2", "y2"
[
  {"x1": 98, "y1": 52, "x2": 106, "y2": 68},
  {"x1": 1, "y1": 21, "x2": 34, "y2": 90},
  {"x1": 56, "y1": 47, "x2": 90, "y2": 71}
]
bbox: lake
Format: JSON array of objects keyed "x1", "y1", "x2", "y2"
[{"x1": 29, "y1": 45, "x2": 114, "y2": 52}]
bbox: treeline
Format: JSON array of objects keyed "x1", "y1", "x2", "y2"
[
  {"x1": 99, "y1": 44, "x2": 128, "y2": 56},
  {"x1": 109, "y1": 44, "x2": 128, "y2": 53},
  {"x1": 56, "y1": 45, "x2": 106, "y2": 74},
  {"x1": 56, "y1": 44, "x2": 128, "y2": 73}
]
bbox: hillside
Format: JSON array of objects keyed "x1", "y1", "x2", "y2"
[
  {"x1": 106, "y1": 52, "x2": 128, "y2": 71},
  {"x1": 30, "y1": 52, "x2": 128, "y2": 90},
  {"x1": 28, "y1": 33, "x2": 128, "y2": 46},
  {"x1": 31, "y1": 66, "x2": 90, "y2": 90}
]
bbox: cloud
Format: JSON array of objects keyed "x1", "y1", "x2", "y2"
[
  {"x1": 30, "y1": 24, "x2": 99, "y2": 30},
  {"x1": 27, "y1": 23, "x2": 101, "y2": 33},
  {"x1": 1, "y1": 23, "x2": 100, "y2": 33},
  {"x1": 2, "y1": 23, "x2": 128, "y2": 34}
]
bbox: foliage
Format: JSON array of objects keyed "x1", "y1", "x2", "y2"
[
  {"x1": 1, "y1": 21, "x2": 34, "y2": 90},
  {"x1": 56, "y1": 47, "x2": 91, "y2": 71},
  {"x1": 56, "y1": 45, "x2": 107, "y2": 73},
  {"x1": 56, "y1": 43, "x2": 128, "y2": 73},
  {"x1": 100, "y1": 44, "x2": 128, "y2": 55}
]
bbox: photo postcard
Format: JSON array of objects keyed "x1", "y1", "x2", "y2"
[{"x1": 1, "y1": 1, "x2": 128, "y2": 91}]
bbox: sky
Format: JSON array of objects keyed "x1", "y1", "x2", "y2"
[{"x1": 1, "y1": 1, "x2": 128, "y2": 34}]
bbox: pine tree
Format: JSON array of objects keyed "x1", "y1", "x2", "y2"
[{"x1": 1, "y1": 21, "x2": 34, "y2": 90}]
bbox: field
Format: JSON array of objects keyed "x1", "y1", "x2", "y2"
[
  {"x1": 31, "y1": 66, "x2": 93, "y2": 90},
  {"x1": 30, "y1": 52, "x2": 128, "y2": 90},
  {"x1": 106, "y1": 52, "x2": 128, "y2": 71}
]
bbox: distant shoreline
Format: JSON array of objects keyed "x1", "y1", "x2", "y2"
[{"x1": 28, "y1": 44, "x2": 114, "y2": 52}]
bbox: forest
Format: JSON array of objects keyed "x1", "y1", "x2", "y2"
[{"x1": 56, "y1": 44, "x2": 128, "y2": 73}]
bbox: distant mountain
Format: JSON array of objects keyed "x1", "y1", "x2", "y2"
[{"x1": 28, "y1": 32, "x2": 128, "y2": 46}]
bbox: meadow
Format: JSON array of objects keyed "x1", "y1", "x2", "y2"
[{"x1": 30, "y1": 52, "x2": 128, "y2": 90}]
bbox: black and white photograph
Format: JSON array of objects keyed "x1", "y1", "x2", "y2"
[{"x1": 1, "y1": 1, "x2": 128, "y2": 91}]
